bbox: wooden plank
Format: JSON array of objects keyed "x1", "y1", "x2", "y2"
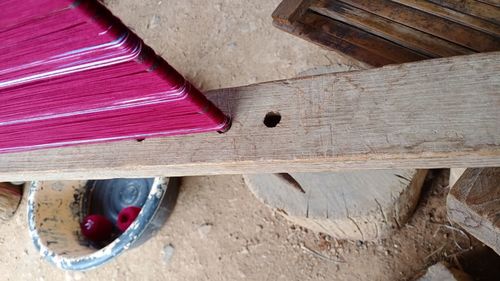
[
  {"x1": 310, "y1": 0, "x2": 474, "y2": 57},
  {"x1": 340, "y1": 0, "x2": 500, "y2": 52},
  {"x1": 0, "y1": 52, "x2": 498, "y2": 181},
  {"x1": 391, "y1": 0, "x2": 500, "y2": 36},
  {"x1": 274, "y1": 13, "x2": 398, "y2": 67},
  {"x1": 447, "y1": 167, "x2": 500, "y2": 255},
  {"x1": 275, "y1": 11, "x2": 428, "y2": 66},
  {"x1": 478, "y1": 0, "x2": 500, "y2": 7},
  {"x1": 298, "y1": 12, "x2": 429, "y2": 65},
  {"x1": 428, "y1": 0, "x2": 500, "y2": 25},
  {"x1": 244, "y1": 169, "x2": 428, "y2": 241},
  {"x1": 272, "y1": 0, "x2": 315, "y2": 25}
]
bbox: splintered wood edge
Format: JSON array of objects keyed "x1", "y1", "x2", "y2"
[
  {"x1": 0, "y1": 52, "x2": 498, "y2": 181},
  {"x1": 447, "y1": 168, "x2": 500, "y2": 255}
]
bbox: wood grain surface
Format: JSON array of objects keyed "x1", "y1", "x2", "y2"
[
  {"x1": 339, "y1": 0, "x2": 500, "y2": 52},
  {"x1": 447, "y1": 167, "x2": 500, "y2": 255},
  {"x1": 310, "y1": 0, "x2": 474, "y2": 57},
  {"x1": 244, "y1": 169, "x2": 428, "y2": 240},
  {"x1": 0, "y1": 52, "x2": 498, "y2": 180},
  {"x1": 428, "y1": 0, "x2": 500, "y2": 24},
  {"x1": 272, "y1": 0, "x2": 315, "y2": 24},
  {"x1": 391, "y1": 0, "x2": 500, "y2": 36}
]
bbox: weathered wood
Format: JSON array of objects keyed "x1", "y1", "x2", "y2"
[
  {"x1": 271, "y1": 0, "x2": 314, "y2": 25},
  {"x1": 275, "y1": 11, "x2": 425, "y2": 67},
  {"x1": 245, "y1": 169, "x2": 428, "y2": 240},
  {"x1": 340, "y1": 0, "x2": 500, "y2": 52},
  {"x1": 447, "y1": 168, "x2": 500, "y2": 255},
  {"x1": 428, "y1": 0, "x2": 500, "y2": 25},
  {"x1": 391, "y1": 0, "x2": 500, "y2": 36},
  {"x1": 0, "y1": 182, "x2": 22, "y2": 221},
  {"x1": 0, "y1": 52, "x2": 498, "y2": 181},
  {"x1": 272, "y1": 0, "x2": 500, "y2": 66},
  {"x1": 310, "y1": 0, "x2": 473, "y2": 57},
  {"x1": 478, "y1": 0, "x2": 500, "y2": 7},
  {"x1": 274, "y1": 13, "x2": 396, "y2": 67},
  {"x1": 298, "y1": 12, "x2": 428, "y2": 65}
]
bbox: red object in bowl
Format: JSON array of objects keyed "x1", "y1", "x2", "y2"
[
  {"x1": 117, "y1": 206, "x2": 142, "y2": 232},
  {"x1": 80, "y1": 214, "x2": 113, "y2": 241}
]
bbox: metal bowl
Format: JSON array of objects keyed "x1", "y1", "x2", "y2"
[{"x1": 27, "y1": 177, "x2": 179, "y2": 271}]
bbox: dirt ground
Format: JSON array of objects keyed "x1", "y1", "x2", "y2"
[{"x1": 0, "y1": 0, "x2": 498, "y2": 280}]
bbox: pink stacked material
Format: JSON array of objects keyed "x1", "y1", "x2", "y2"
[{"x1": 0, "y1": 0, "x2": 230, "y2": 153}]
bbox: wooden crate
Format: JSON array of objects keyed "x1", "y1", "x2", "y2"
[{"x1": 273, "y1": 0, "x2": 500, "y2": 66}]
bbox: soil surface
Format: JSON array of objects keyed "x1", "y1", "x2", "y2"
[
  {"x1": 3, "y1": 171, "x2": 497, "y2": 281},
  {"x1": 1, "y1": 0, "x2": 498, "y2": 280}
]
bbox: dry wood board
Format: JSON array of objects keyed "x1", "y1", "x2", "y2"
[
  {"x1": 0, "y1": 52, "x2": 497, "y2": 181},
  {"x1": 273, "y1": 0, "x2": 500, "y2": 66},
  {"x1": 447, "y1": 167, "x2": 500, "y2": 255}
]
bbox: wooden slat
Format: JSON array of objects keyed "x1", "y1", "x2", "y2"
[
  {"x1": 272, "y1": 0, "x2": 315, "y2": 24},
  {"x1": 0, "y1": 52, "x2": 498, "y2": 181},
  {"x1": 478, "y1": 0, "x2": 500, "y2": 8},
  {"x1": 428, "y1": 0, "x2": 500, "y2": 24},
  {"x1": 299, "y1": 12, "x2": 429, "y2": 63},
  {"x1": 340, "y1": 0, "x2": 500, "y2": 52},
  {"x1": 310, "y1": 0, "x2": 473, "y2": 57},
  {"x1": 391, "y1": 0, "x2": 500, "y2": 36},
  {"x1": 275, "y1": 15, "x2": 397, "y2": 67},
  {"x1": 447, "y1": 167, "x2": 500, "y2": 255},
  {"x1": 275, "y1": 11, "x2": 428, "y2": 66}
]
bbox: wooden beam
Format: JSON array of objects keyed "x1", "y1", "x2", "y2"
[
  {"x1": 0, "y1": 52, "x2": 498, "y2": 181},
  {"x1": 447, "y1": 167, "x2": 500, "y2": 255}
]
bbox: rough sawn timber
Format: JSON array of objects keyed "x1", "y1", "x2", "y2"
[
  {"x1": 447, "y1": 167, "x2": 500, "y2": 255},
  {"x1": 0, "y1": 52, "x2": 498, "y2": 181}
]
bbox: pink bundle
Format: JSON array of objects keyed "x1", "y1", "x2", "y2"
[{"x1": 0, "y1": 0, "x2": 230, "y2": 153}]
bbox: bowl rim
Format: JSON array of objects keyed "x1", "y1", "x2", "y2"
[{"x1": 27, "y1": 177, "x2": 168, "y2": 271}]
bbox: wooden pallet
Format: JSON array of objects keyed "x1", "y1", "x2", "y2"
[{"x1": 273, "y1": 0, "x2": 500, "y2": 66}]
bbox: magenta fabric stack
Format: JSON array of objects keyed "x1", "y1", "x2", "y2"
[{"x1": 0, "y1": 0, "x2": 230, "y2": 153}]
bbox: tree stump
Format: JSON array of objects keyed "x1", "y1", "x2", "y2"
[{"x1": 244, "y1": 169, "x2": 428, "y2": 241}]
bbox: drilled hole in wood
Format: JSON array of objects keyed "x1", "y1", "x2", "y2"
[{"x1": 263, "y1": 112, "x2": 281, "y2": 128}]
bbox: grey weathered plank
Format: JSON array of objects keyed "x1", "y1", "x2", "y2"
[
  {"x1": 447, "y1": 167, "x2": 500, "y2": 255},
  {"x1": 0, "y1": 52, "x2": 498, "y2": 181}
]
